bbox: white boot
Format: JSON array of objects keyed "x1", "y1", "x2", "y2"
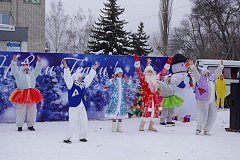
[
  {"x1": 148, "y1": 121, "x2": 157, "y2": 132},
  {"x1": 112, "y1": 121, "x2": 117, "y2": 132},
  {"x1": 117, "y1": 121, "x2": 123, "y2": 132},
  {"x1": 139, "y1": 121, "x2": 145, "y2": 131}
]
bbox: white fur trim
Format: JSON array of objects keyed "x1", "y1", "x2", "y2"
[
  {"x1": 21, "y1": 59, "x2": 30, "y2": 65},
  {"x1": 144, "y1": 66, "x2": 154, "y2": 73},
  {"x1": 148, "y1": 108, "x2": 152, "y2": 112},
  {"x1": 134, "y1": 61, "x2": 140, "y2": 68},
  {"x1": 164, "y1": 64, "x2": 170, "y2": 70},
  {"x1": 115, "y1": 67, "x2": 123, "y2": 75}
]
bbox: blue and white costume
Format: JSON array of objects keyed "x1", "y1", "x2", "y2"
[
  {"x1": 64, "y1": 67, "x2": 96, "y2": 141},
  {"x1": 105, "y1": 79, "x2": 131, "y2": 119},
  {"x1": 105, "y1": 68, "x2": 131, "y2": 132}
]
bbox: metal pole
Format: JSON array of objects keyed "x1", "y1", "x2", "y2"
[{"x1": 16, "y1": 0, "x2": 18, "y2": 26}]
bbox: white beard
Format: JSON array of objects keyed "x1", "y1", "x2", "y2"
[{"x1": 145, "y1": 74, "x2": 158, "y2": 93}]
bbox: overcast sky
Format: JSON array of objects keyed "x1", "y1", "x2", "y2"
[{"x1": 46, "y1": 0, "x2": 192, "y2": 34}]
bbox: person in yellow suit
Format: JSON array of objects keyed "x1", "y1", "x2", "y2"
[{"x1": 216, "y1": 74, "x2": 226, "y2": 109}]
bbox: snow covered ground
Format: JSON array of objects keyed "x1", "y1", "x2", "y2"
[{"x1": 0, "y1": 109, "x2": 239, "y2": 160}]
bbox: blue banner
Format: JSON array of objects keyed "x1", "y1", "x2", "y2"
[{"x1": 0, "y1": 51, "x2": 167, "y2": 122}]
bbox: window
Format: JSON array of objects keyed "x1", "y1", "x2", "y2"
[
  {"x1": 24, "y1": 0, "x2": 41, "y2": 5},
  {"x1": 208, "y1": 66, "x2": 240, "y2": 79},
  {"x1": 0, "y1": 13, "x2": 10, "y2": 25},
  {"x1": 230, "y1": 67, "x2": 239, "y2": 79}
]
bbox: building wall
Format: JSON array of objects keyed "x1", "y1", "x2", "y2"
[
  {"x1": 0, "y1": 0, "x2": 45, "y2": 52},
  {"x1": 0, "y1": 41, "x2": 7, "y2": 51},
  {"x1": 0, "y1": 41, "x2": 27, "y2": 52}
]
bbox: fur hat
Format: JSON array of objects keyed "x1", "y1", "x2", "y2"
[
  {"x1": 144, "y1": 65, "x2": 155, "y2": 75},
  {"x1": 20, "y1": 61, "x2": 30, "y2": 72},
  {"x1": 115, "y1": 67, "x2": 123, "y2": 75}
]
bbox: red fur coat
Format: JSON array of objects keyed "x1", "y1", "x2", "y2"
[{"x1": 136, "y1": 68, "x2": 161, "y2": 118}]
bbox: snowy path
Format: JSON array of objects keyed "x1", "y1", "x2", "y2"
[{"x1": 0, "y1": 109, "x2": 239, "y2": 160}]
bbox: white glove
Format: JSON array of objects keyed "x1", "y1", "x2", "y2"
[
  {"x1": 134, "y1": 61, "x2": 140, "y2": 68},
  {"x1": 164, "y1": 64, "x2": 170, "y2": 70}
]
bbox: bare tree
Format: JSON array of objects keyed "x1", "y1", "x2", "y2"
[
  {"x1": 192, "y1": 0, "x2": 240, "y2": 59},
  {"x1": 80, "y1": 10, "x2": 95, "y2": 53},
  {"x1": 46, "y1": 0, "x2": 69, "y2": 53},
  {"x1": 46, "y1": 0, "x2": 94, "y2": 54},
  {"x1": 169, "y1": 0, "x2": 240, "y2": 60},
  {"x1": 149, "y1": 31, "x2": 162, "y2": 52},
  {"x1": 159, "y1": 0, "x2": 174, "y2": 56},
  {"x1": 169, "y1": 19, "x2": 199, "y2": 58},
  {"x1": 64, "y1": 9, "x2": 95, "y2": 53}
]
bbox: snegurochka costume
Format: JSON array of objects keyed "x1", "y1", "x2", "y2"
[{"x1": 105, "y1": 67, "x2": 132, "y2": 132}]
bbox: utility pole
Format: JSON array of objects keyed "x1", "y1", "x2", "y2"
[{"x1": 16, "y1": 0, "x2": 19, "y2": 26}]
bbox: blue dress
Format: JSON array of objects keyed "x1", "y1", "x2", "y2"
[{"x1": 105, "y1": 77, "x2": 131, "y2": 119}]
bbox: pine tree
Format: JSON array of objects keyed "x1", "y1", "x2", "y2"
[
  {"x1": 88, "y1": 0, "x2": 129, "y2": 55},
  {"x1": 130, "y1": 86, "x2": 143, "y2": 117},
  {"x1": 129, "y1": 22, "x2": 152, "y2": 56}
]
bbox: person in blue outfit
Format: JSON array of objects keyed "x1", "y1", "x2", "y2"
[
  {"x1": 62, "y1": 59, "x2": 100, "y2": 144},
  {"x1": 105, "y1": 67, "x2": 132, "y2": 132}
]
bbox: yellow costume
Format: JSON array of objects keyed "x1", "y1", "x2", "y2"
[{"x1": 216, "y1": 74, "x2": 226, "y2": 109}]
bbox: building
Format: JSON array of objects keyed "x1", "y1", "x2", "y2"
[{"x1": 0, "y1": 0, "x2": 45, "y2": 52}]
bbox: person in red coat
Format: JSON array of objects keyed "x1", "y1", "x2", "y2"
[{"x1": 134, "y1": 55, "x2": 171, "y2": 132}]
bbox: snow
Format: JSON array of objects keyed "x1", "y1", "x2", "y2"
[
  {"x1": 98, "y1": 40, "x2": 109, "y2": 44},
  {"x1": 0, "y1": 109, "x2": 239, "y2": 160},
  {"x1": 106, "y1": 31, "x2": 113, "y2": 34},
  {"x1": 116, "y1": 42, "x2": 123, "y2": 46},
  {"x1": 90, "y1": 49, "x2": 105, "y2": 55}
]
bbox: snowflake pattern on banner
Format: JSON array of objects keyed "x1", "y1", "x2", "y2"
[
  {"x1": 0, "y1": 66, "x2": 16, "y2": 122},
  {"x1": 0, "y1": 52, "x2": 167, "y2": 122}
]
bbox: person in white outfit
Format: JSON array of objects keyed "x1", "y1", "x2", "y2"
[
  {"x1": 62, "y1": 59, "x2": 99, "y2": 144},
  {"x1": 189, "y1": 59, "x2": 224, "y2": 136},
  {"x1": 105, "y1": 67, "x2": 132, "y2": 132},
  {"x1": 159, "y1": 75, "x2": 183, "y2": 126},
  {"x1": 9, "y1": 54, "x2": 43, "y2": 132}
]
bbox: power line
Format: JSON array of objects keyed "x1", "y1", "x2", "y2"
[{"x1": 125, "y1": 3, "x2": 192, "y2": 25}]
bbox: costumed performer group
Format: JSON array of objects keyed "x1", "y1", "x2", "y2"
[{"x1": 8, "y1": 54, "x2": 225, "y2": 144}]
